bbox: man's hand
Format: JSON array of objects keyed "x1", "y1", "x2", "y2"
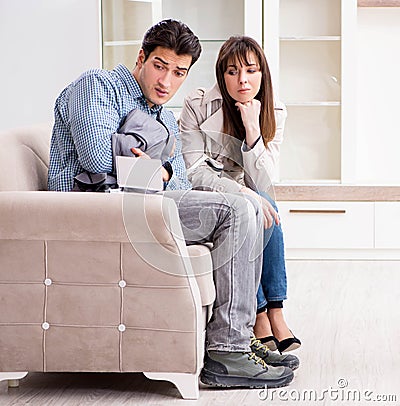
[
  {"x1": 240, "y1": 186, "x2": 279, "y2": 229},
  {"x1": 130, "y1": 147, "x2": 170, "y2": 182},
  {"x1": 131, "y1": 147, "x2": 150, "y2": 159}
]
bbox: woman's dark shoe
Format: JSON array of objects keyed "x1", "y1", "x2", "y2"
[
  {"x1": 259, "y1": 335, "x2": 279, "y2": 352},
  {"x1": 277, "y1": 335, "x2": 301, "y2": 353}
]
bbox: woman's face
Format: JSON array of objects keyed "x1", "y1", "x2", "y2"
[{"x1": 223, "y1": 52, "x2": 262, "y2": 103}]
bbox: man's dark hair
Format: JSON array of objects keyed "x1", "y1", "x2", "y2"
[{"x1": 141, "y1": 19, "x2": 202, "y2": 68}]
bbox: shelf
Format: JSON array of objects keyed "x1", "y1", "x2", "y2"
[
  {"x1": 280, "y1": 36, "x2": 341, "y2": 41},
  {"x1": 279, "y1": 106, "x2": 341, "y2": 182},
  {"x1": 280, "y1": 40, "x2": 341, "y2": 103},
  {"x1": 104, "y1": 39, "x2": 226, "y2": 47},
  {"x1": 161, "y1": 0, "x2": 249, "y2": 41},
  {"x1": 279, "y1": 0, "x2": 341, "y2": 38},
  {"x1": 284, "y1": 102, "x2": 341, "y2": 107},
  {"x1": 102, "y1": 0, "x2": 262, "y2": 108},
  {"x1": 198, "y1": 39, "x2": 227, "y2": 43},
  {"x1": 104, "y1": 40, "x2": 141, "y2": 47}
]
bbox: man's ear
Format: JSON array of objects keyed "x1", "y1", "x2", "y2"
[{"x1": 136, "y1": 49, "x2": 145, "y2": 68}]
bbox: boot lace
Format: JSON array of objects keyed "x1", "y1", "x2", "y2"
[
  {"x1": 250, "y1": 336, "x2": 269, "y2": 355},
  {"x1": 247, "y1": 351, "x2": 268, "y2": 369}
]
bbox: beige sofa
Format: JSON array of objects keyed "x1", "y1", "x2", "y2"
[{"x1": 0, "y1": 123, "x2": 215, "y2": 399}]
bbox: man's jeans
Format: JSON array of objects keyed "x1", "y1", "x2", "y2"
[
  {"x1": 164, "y1": 190, "x2": 264, "y2": 352},
  {"x1": 256, "y1": 192, "x2": 287, "y2": 310}
]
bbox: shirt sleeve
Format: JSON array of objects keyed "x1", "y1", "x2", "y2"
[{"x1": 68, "y1": 73, "x2": 120, "y2": 173}]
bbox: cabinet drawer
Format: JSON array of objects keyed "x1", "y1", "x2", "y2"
[
  {"x1": 375, "y1": 203, "x2": 400, "y2": 249},
  {"x1": 278, "y1": 201, "x2": 374, "y2": 249}
]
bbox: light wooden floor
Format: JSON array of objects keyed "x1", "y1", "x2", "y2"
[{"x1": 1, "y1": 261, "x2": 399, "y2": 406}]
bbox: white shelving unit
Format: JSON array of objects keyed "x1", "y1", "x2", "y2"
[
  {"x1": 264, "y1": 0, "x2": 357, "y2": 185},
  {"x1": 101, "y1": 0, "x2": 262, "y2": 112}
]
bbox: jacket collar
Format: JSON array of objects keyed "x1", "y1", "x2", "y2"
[
  {"x1": 200, "y1": 107, "x2": 223, "y2": 134},
  {"x1": 199, "y1": 83, "x2": 223, "y2": 135},
  {"x1": 202, "y1": 83, "x2": 222, "y2": 105}
]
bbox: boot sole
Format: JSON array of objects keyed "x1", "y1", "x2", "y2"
[{"x1": 200, "y1": 368, "x2": 294, "y2": 389}]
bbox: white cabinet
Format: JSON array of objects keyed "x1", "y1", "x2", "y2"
[
  {"x1": 101, "y1": 0, "x2": 262, "y2": 111},
  {"x1": 264, "y1": 0, "x2": 357, "y2": 184},
  {"x1": 375, "y1": 203, "x2": 400, "y2": 249},
  {"x1": 277, "y1": 199, "x2": 400, "y2": 258},
  {"x1": 278, "y1": 201, "x2": 375, "y2": 249}
]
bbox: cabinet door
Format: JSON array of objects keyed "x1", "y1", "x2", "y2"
[
  {"x1": 264, "y1": 0, "x2": 357, "y2": 184},
  {"x1": 278, "y1": 201, "x2": 374, "y2": 249},
  {"x1": 375, "y1": 203, "x2": 400, "y2": 249},
  {"x1": 101, "y1": 0, "x2": 262, "y2": 111}
]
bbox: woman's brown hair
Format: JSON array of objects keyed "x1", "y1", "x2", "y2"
[{"x1": 216, "y1": 36, "x2": 276, "y2": 146}]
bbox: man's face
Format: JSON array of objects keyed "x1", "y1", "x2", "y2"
[{"x1": 133, "y1": 46, "x2": 192, "y2": 107}]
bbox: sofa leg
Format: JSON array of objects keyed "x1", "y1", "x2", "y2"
[
  {"x1": 8, "y1": 379, "x2": 20, "y2": 388},
  {"x1": 144, "y1": 372, "x2": 199, "y2": 399},
  {"x1": 0, "y1": 372, "x2": 28, "y2": 388}
]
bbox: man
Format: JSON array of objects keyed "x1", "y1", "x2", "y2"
[{"x1": 48, "y1": 19, "x2": 298, "y2": 388}]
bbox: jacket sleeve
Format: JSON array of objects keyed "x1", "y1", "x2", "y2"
[
  {"x1": 180, "y1": 92, "x2": 242, "y2": 193},
  {"x1": 241, "y1": 101, "x2": 287, "y2": 188}
]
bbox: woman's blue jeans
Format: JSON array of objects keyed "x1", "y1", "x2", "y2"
[{"x1": 256, "y1": 191, "x2": 287, "y2": 310}]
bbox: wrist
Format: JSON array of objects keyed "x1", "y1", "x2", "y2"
[
  {"x1": 162, "y1": 161, "x2": 173, "y2": 182},
  {"x1": 245, "y1": 134, "x2": 261, "y2": 149},
  {"x1": 245, "y1": 128, "x2": 261, "y2": 146}
]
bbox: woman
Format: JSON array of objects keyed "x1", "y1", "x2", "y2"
[{"x1": 180, "y1": 36, "x2": 300, "y2": 353}]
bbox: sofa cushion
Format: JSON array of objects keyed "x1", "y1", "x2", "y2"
[{"x1": 0, "y1": 123, "x2": 51, "y2": 191}]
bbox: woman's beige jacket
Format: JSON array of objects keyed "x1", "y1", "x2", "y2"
[{"x1": 179, "y1": 83, "x2": 287, "y2": 193}]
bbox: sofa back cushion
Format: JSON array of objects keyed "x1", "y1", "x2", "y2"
[{"x1": 0, "y1": 123, "x2": 52, "y2": 191}]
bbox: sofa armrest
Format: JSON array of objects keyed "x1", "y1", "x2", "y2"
[
  {"x1": 0, "y1": 190, "x2": 207, "y2": 377},
  {"x1": 0, "y1": 191, "x2": 178, "y2": 245}
]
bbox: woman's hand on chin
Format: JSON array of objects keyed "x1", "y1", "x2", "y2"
[{"x1": 235, "y1": 99, "x2": 261, "y2": 146}]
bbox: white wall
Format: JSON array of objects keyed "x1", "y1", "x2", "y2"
[
  {"x1": 0, "y1": 0, "x2": 101, "y2": 131},
  {"x1": 356, "y1": 8, "x2": 400, "y2": 185}
]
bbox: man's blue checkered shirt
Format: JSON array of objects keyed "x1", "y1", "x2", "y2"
[{"x1": 48, "y1": 64, "x2": 192, "y2": 192}]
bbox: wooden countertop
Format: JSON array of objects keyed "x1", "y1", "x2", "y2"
[
  {"x1": 358, "y1": 0, "x2": 400, "y2": 6},
  {"x1": 274, "y1": 185, "x2": 400, "y2": 201}
]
